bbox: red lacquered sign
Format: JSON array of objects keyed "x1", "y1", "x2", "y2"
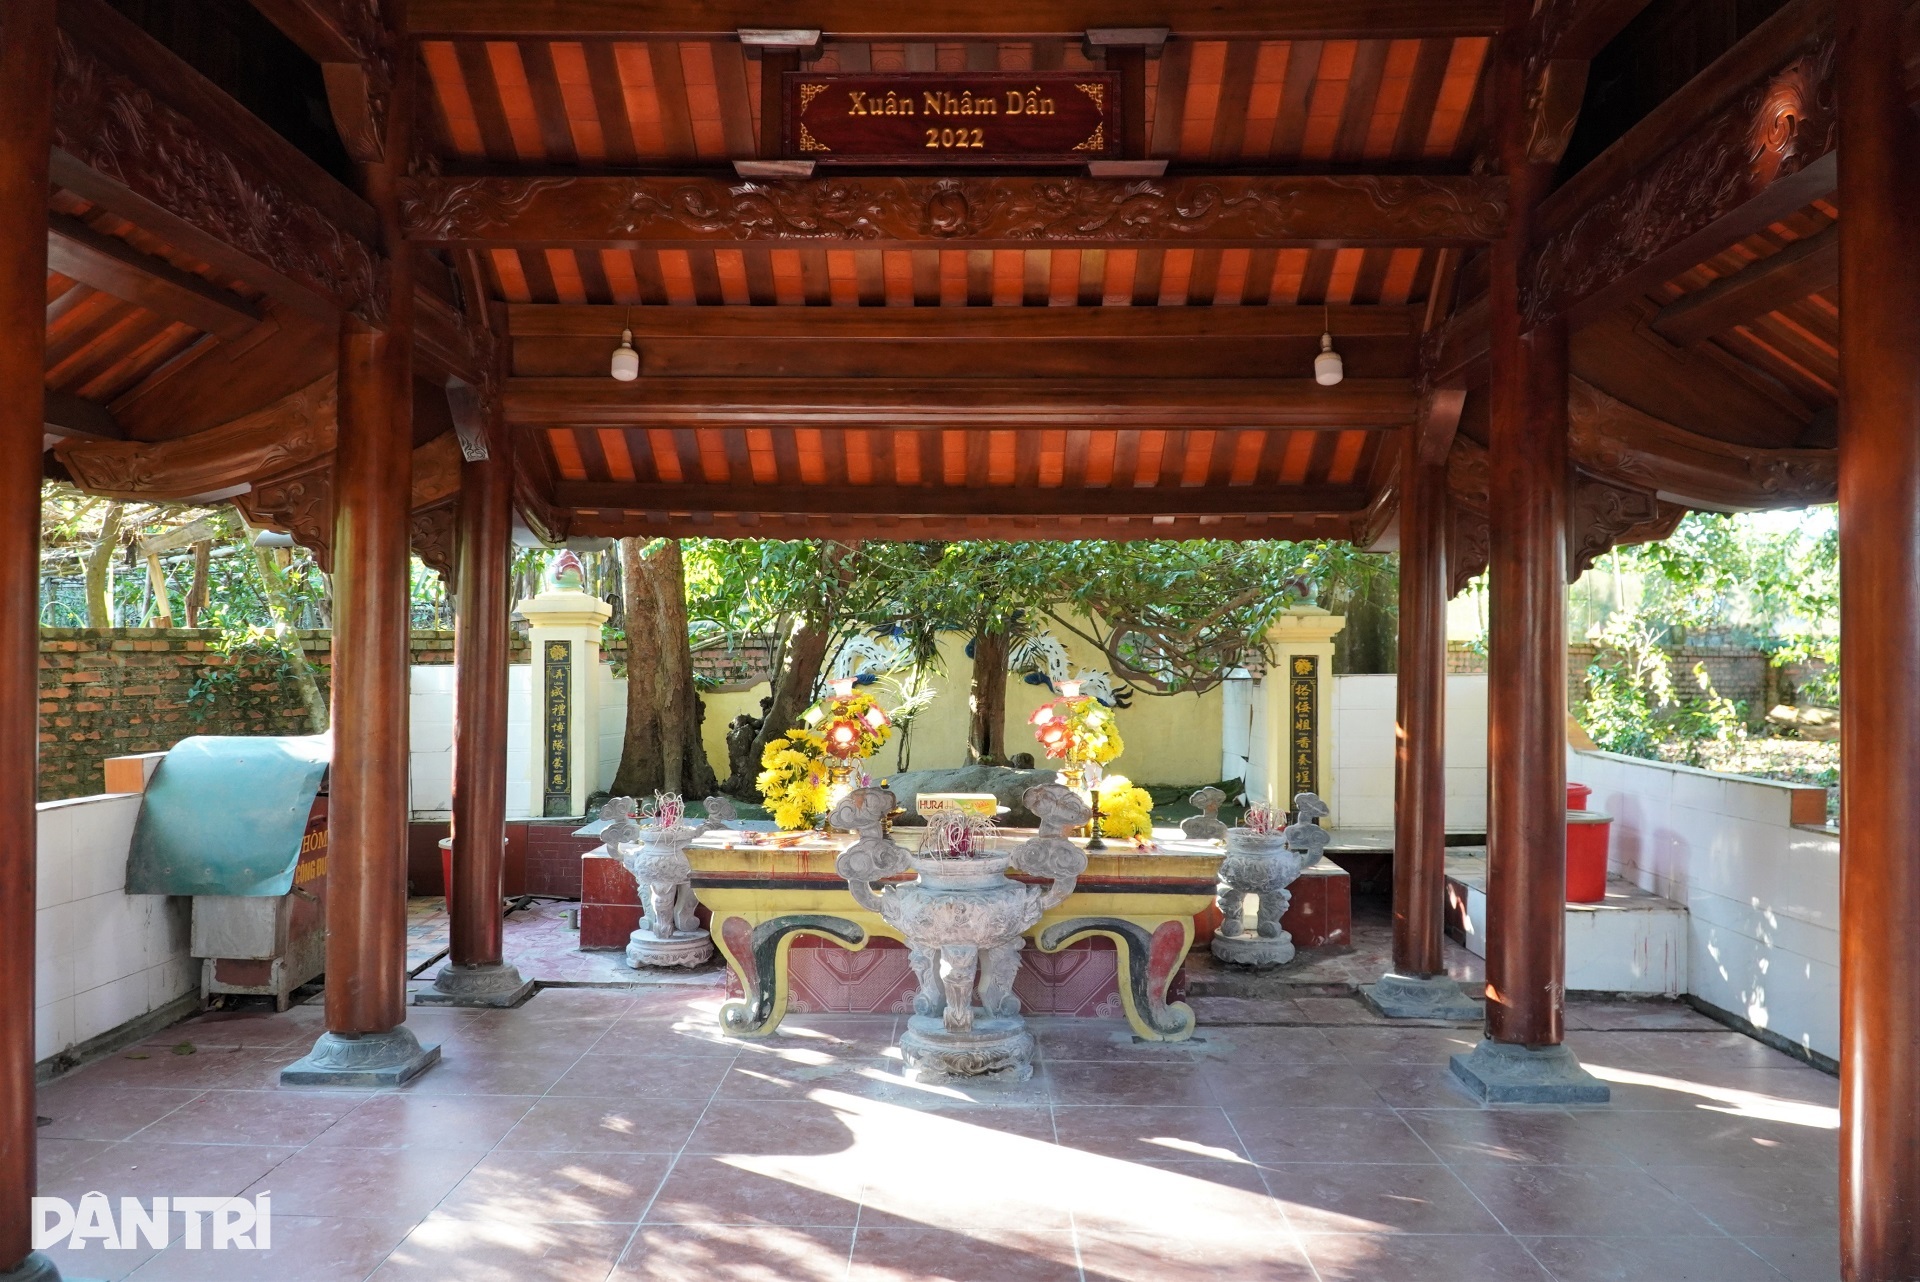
[{"x1": 784, "y1": 72, "x2": 1121, "y2": 164}]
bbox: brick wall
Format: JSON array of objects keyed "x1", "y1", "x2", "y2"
[
  {"x1": 1448, "y1": 640, "x2": 1787, "y2": 723},
  {"x1": 38, "y1": 627, "x2": 520, "y2": 802}
]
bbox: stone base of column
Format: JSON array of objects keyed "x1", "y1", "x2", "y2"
[
  {"x1": 1210, "y1": 930, "x2": 1295, "y2": 967},
  {"x1": 900, "y1": 1013, "x2": 1035, "y2": 1082},
  {"x1": 1448, "y1": 1038, "x2": 1610, "y2": 1105},
  {"x1": 414, "y1": 961, "x2": 535, "y2": 1008},
  {"x1": 1362, "y1": 971, "x2": 1483, "y2": 1022},
  {"x1": 280, "y1": 1027, "x2": 442, "y2": 1088},
  {"x1": 626, "y1": 928, "x2": 714, "y2": 969},
  {"x1": 0, "y1": 1253, "x2": 63, "y2": 1282}
]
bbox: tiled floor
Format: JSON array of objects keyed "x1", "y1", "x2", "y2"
[{"x1": 34, "y1": 978, "x2": 1839, "y2": 1282}]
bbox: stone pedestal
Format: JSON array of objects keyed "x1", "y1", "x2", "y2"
[
  {"x1": 1449, "y1": 1039, "x2": 1610, "y2": 1105},
  {"x1": 1253, "y1": 607, "x2": 1346, "y2": 819},
  {"x1": 1362, "y1": 971, "x2": 1483, "y2": 1022},
  {"x1": 900, "y1": 1013, "x2": 1036, "y2": 1081},
  {"x1": 280, "y1": 1027, "x2": 442, "y2": 1088},
  {"x1": 518, "y1": 572, "x2": 612, "y2": 820},
  {"x1": 416, "y1": 960, "x2": 536, "y2": 1008}
]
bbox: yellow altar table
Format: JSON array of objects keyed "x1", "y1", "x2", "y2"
[{"x1": 687, "y1": 831, "x2": 1223, "y2": 1043}]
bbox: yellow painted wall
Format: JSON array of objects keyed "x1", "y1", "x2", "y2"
[{"x1": 694, "y1": 622, "x2": 1224, "y2": 787}]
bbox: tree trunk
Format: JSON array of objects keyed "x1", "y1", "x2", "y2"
[
  {"x1": 612, "y1": 536, "x2": 669, "y2": 798},
  {"x1": 642, "y1": 539, "x2": 717, "y2": 797},
  {"x1": 185, "y1": 539, "x2": 211, "y2": 627},
  {"x1": 968, "y1": 625, "x2": 1010, "y2": 762},
  {"x1": 244, "y1": 531, "x2": 328, "y2": 732},
  {"x1": 82, "y1": 501, "x2": 122, "y2": 627}
]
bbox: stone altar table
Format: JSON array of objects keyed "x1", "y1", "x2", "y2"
[{"x1": 686, "y1": 828, "x2": 1224, "y2": 1042}]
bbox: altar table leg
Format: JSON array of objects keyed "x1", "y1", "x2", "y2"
[
  {"x1": 715, "y1": 913, "x2": 866, "y2": 1037},
  {"x1": 1037, "y1": 917, "x2": 1197, "y2": 1042}
]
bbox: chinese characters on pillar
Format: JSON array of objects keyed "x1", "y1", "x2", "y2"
[
  {"x1": 1289, "y1": 654, "x2": 1318, "y2": 800},
  {"x1": 543, "y1": 640, "x2": 571, "y2": 817}
]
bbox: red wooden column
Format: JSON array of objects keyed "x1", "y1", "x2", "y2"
[
  {"x1": 420, "y1": 437, "x2": 532, "y2": 1007},
  {"x1": 281, "y1": 4, "x2": 439, "y2": 1085},
  {"x1": 0, "y1": 2, "x2": 61, "y2": 1276},
  {"x1": 1448, "y1": 8, "x2": 1605, "y2": 1104},
  {"x1": 1365, "y1": 430, "x2": 1480, "y2": 1021},
  {"x1": 1837, "y1": 0, "x2": 1920, "y2": 1273}
]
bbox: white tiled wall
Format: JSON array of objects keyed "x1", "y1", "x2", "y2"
[
  {"x1": 412, "y1": 662, "x2": 609, "y2": 820},
  {"x1": 1572, "y1": 748, "x2": 1840, "y2": 1060},
  {"x1": 1327, "y1": 674, "x2": 1489, "y2": 831},
  {"x1": 36, "y1": 793, "x2": 194, "y2": 1065}
]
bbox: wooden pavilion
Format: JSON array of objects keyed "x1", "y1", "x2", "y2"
[{"x1": 0, "y1": 0, "x2": 1909, "y2": 1276}]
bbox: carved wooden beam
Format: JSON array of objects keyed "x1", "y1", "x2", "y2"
[
  {"x1": 1649, "y1": 221, "x2": 1837, "y2": 347},
  {"x1": 408, "y1": 0, "x2": 1507, "y2": 39},
  {"x1": 565, "y1": 510, "x2": 1361, "y2": 543},
  {"x1": 410, "y1": 498, "x2": 459, "y2": 583},
  {"x1": 400, "y1": 174, "x2": 1510, "y2": 249},
  {"x1": 511, "y1": 302, "x2": 1417, "y2": 340},
  {"x1": 554, "y1": 480, "x2": 1370, "y2": 519},
  {"x1": 55, "y1": 375, "x2": 338, "y2": 501},
  {"x1": 246, "y1": 0, "x2": 394, "y2": 163},
  {"x1": 1567, "y1": 378, "x2": 1835, "y2": 510},
  {"x1": 1444, "y1": 434, "x2": 1489, "y2": 596},
  {"x1": 52, "y1": 0, "x2": 384, "y2": 324},
  {"x1": 1524, "y1": 0, "x2": 1835, "y2": 329},
  {"x1": 1567, "y1": 470, "x2": 1684, "y2": 577},
  {"x1": 506, "y1": 376, "x2": 1415, "y2": 430},
  {"x1": 48, "y1": 213, "x2": 262, "y2": 340},
  {"x1": 235, "y1": 461, "x2": 336, "y2": 571}
]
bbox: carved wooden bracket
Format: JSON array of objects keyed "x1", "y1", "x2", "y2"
[
  {"x1": 410, "y1": 498, "x2": 459, "y2": 584},
  {"x1": 51, "y1": 16, "x2": 385, "y2": 324},
  {"x1": 1524, "y1": 14, "x2": 1836, "y2": 327},
  {"x1": 1444, "y1": 436, "x2": 1490, "y2": 597},
  {"x1": 236, "y1": 462, "x2": 336, "y2": 572},
  {"x1": 1567, "y1": 378, "x2": 1836, "y2": 509},
  {"x1": 399, "y1": 173, "x2": 1511, "y2": 248},
  {"x1": 1568, "y1": 469, "x2": 1685, "y2": 577}
]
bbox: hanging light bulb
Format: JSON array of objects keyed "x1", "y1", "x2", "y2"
[
  {"x1": 609, "y1": 327, "x2": 639, "y2": 381},
  {"x1": 1314, "y1": 305, "x2": 1344, "y2": 386}
]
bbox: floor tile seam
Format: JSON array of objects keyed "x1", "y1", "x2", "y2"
[
  {"x1": 80, "y1": 1088, "x2": 215, "y2": 1146},
  {"x1": 628, "y1": 1042, "x2": 738, "y2": 1233},
  {"x1": 844, "y1": 1195, "x2": 863, "y2": 1281}
]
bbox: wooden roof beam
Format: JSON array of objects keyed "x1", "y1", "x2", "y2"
[
  {"x1": 43, "y1": 390, "x2": 124, "y2": 443},
  {"x1": 48, "y1": 213, "x2": 262, "y2": 341},
  {"x1": 401, "y1": 174, "x2": 1509, "y2": 249},
  {"x1": 510, "y1": 303, "x2": 1417, "y2": 340},
  {"x1": 1649, "y1": 222, "x2": 1838, "y2": 347},
  {"x1": 245, "y1": 0, "x2": 395, "y2": 163},
  {"x1": 1523, "y1": 0, "x2": 1835, "y2": 329},
  {"x1": 565, "y1": 511, "x2": 1361, "y2": 543},
  {"x1": 555, "y1": 480, "x2": 1371, "y2": 520},
  {"x1": 408, "y1": 0, "x2": 1506, "y2": 40},
  {"x1": 505, "y1": 377, "x2": 1416, "y2": 429}
]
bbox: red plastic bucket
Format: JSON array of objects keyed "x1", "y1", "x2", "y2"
[
  {"x1": 438, "y1": 836, "x2": 453, "y2": 898},
  {"x1": 1566, "y1": 810, "x2": 1611, "y2": 902},
  {"x1": 1566, "y1": 782, "x2": 1592, "y2": 811}
]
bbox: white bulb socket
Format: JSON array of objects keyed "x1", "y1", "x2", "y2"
[
  {"x1": 1314, "y1": 332, "x2": 1344, "y2": 386},
  {"x1": 610, "y1": 329, "x2": 640, "y2": 381}
]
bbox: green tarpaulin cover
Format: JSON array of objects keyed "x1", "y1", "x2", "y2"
[{"x1": 125, "y1": 735, "x2": 330, "y2": 897}]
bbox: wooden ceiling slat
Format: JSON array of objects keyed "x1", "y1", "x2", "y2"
[
  {"x1": 1408, "y1": 245, "x2": 1439, "y2": 305},
  {"x1": 720, "y1": 426, "x2": 754, "y2": 482},
  {"x1": 484, "y1": 42, "x2": 548, "y2": 159},
  {"x1": 549, "y1": 42, "x2": 610, "y2": 162},
  {"x1": 1101, "y1": 249, "x2": 1136, "y2": 306},
  {"x1": 454, "y1": 40, "x2": 520, "y2": 162},
  {"x1": 1350, "y1": 247, "x2": 1392, "y2": 304},
  {"x1": 630, "y1": 249, "x2": 669, "y2": 304},
  {"x1": 1201, "y1": 428, "x2": 1238, "y2": 486},
  {"x1": 1213, "y1": 248, "x2": 1250, "y2": 305},
  {"x1": 963, "y1": 249, "x2": 992, "y2": 305},
  {"x1": 598, "y1": 249, "x2": 640, "y2": 303},
  {"x1": 743, "y1": 428, "x2": 777, "y2": 483},
  {"x1": 940, "y1": 429, "x2": 966, "y2": 485},
  {"x1": 1376, "y1": 247, "x2": 1421, "y2": 304},
  {"x1": 886, "y1": 428, "x2": 915, "y2": 484},
  {"x1": 520, "y1": 247, "x2": 560, "y2": 302},
  {"x1": 1036, "y1": 428, "x2": 1067, "y2": 486},
  {"x1": 1013, "y1": 427, "x2": 1042, "y2": 487},
  {"x1": 989, "y1": 428, "x2": 1020, "y2": 485},
  {"x1": 572, "y1": 420, "x2": 612, "y2": 479},
  {"x1": 1173, "y1": 429, "x2": 1209, "y2": 485},
  {"x1": 821, "y1": 427, "x2": 850, "y2": 484},
  {"x1": 771, "y1": 423, "x2": 803, "y2": 482},
  {"x1": 1240, "y1": 41, "x2": 1290, "y2": 157},
  {"x1": 648, "y1": 427, "x2": 682, "y2": 480},
  {"x1": 937, "y1": 250, "x2": 966, "y2": 306},
  {"x1": 1084, "y1": 430, "x2": 1116, "y2": 486},
  {"x1": 1047, "y1": 250, "x2": 1078, "y2": 306},
  {"x1": 713, "y1": 249, "x2": 750, "y2": 305},
  {"x1": 685, "y1": 249, "x2": 725, "y2": 305},
  {"x1": 574, "y1": 247, "x2": 614, "y2": 302},
  {"x1": 799, "y1": 249, "x2": 832, "y2": 304},
  {"x1": 991, "y1": 251, "x2": 1023, "y2": 306},
  {"x1": 1022, "y1": 250, "x2": 1050, "y2": 307},
  {"x1": 1360, "y1": 38, "x2": 1421, "y2": 156},
  {"x1": 1735, "y1": 315, "x2": 1838, "y2": 393},
  {"x1": 793, "y1": 427, "x2": 827, "y2": 483},
  {"x1": 1305, "y1": 427, "x2": 1341, "y2": 483},
  {"x1": 1251, "y1": 426, "x2": 1289, "y2": 483},
  {"x1": 1327, "y1": 429, "x2": 1368, "y2": 483},
  {"x1": 1389, "y1": 37, "x2": 1450, "y2": 159},
  {"x1": 1187, "y1": 249, "x2": 1222, "y2": 306},
  {"x1": 422, "y1": 42, "x2": 487, "y2": 158},
  {"x1": 69, "y1": 319, "x2": 196, "y2": 402},
  {"x1": 656, "y1": 249, "x2": 696, "y2": 303},
  {"x1": 908, "y1": 250, "x2": 939, "y2": 305},
  {"x1": 518, "y1": 41, "x2": 582, "y2": 164},
  {"x1": 769, "y1": 249, "x2": 805, "y2": 304},
  {"x1": 1109, "y1": 430, "x2": 1142, "y2": 488},
  {"x1": 742, "y1": 249, "x2": 777, "y2": 305},
  {"x1": 882, "y1": 251, "x2": 913, "y2": 306},
  {"x1": 825, "y1": 250, "x2": 858, "y2": 305},
  {"x1": 964, "y1": 428, "x2": 991, "y2": 486},
  {"x1": 854, "y1": 251, "x2": 886, "y2": 305},
  {"x1": 610, "y1": 42, "x2": 666, "y2": 155},
  {"x1": 1240, "y1": 247, "x2": 1276, "y2": 304},
  {"x1": 1330, "y1": 39, "x2": 1389, "y2": 163},
  {"x1": 581, "y1": 40, "x2": 639, "y2": 164},
  {"x1": 1206, "y1": 41, "x2": 1262, "y2": 160},
  {"x1": 544, "y1": 248, "x2": 587, "y2": 303},
  {"x1": 1228, "y1": 428, "x2": 1264, "y2": 483},
  {"x1": 1179, "y1": 41, "x2": 1230, "y2": 157},
  {"x1": 1295, "y1": 247, "x2": 1335, "y2": 304},
  {"x1": 44, "y1": 281, "x2": 112, "y2": 338},
  {"x1": 549, "y1": 427, "x2": 587, "y2": 480},
  {"x1": 866, "y1": 423, "x2": 898, "y2": 486},
  {"x1": 675, "y1": 427, "x2": 708, "y2": 482},
  {"x1": 647, "y1": 40, "x2": 699, "y2": 161},
  {"x1": 678, "y1": 42, "x2": 728, "y2": 157},
  {"x1": 1075, "y1": 249, "x2": 1105, "y2": 306},
  {"x1": 1299, "y1": 39, "x2": 1356, "y2": 161},
  {"x1": 1268, "y1": 38, "x2": 1323, "y2": 158},
  {"x1": 844, "y1": 428, "x2": 874, "y2": 483},
  {"x1": 624, "y1": 426, "x2": 657, "y2": 480},
  {"x1": 709, "y1": 41, "x2": 756, "y2": 156},
  {"x1": 1061, "y1": 429, "x2": 1090, "y2": 488},
  {"x1": 1130, "y1": 249, "x2": 1165, "y2": 306},
  {"x1": 1276, "y1": 430, "x2": 1315, "y2": 483},
  {"x1": 1424, "y1": 35, "x2": 1488, "y2": 157},
  {"x1": 47, "y1": 302, "x2": 159, "y2": 380},
  {"x1": 1149, "y1": 39, "x2": 1192, "y2": 159},
  {"x1": 1269, "y1": 248, "x2": 1311, "y2": 303}
]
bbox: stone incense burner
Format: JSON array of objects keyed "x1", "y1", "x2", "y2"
[
  {"x1": 597, "y1": 796, "x2": 714, "y2": 969},
  {"x1": 1210, "y1": 791, "x2": 1332, "y2": 967},
  {"x1": 833, "y1": 783, "x2": 1089, "y2": 1081}
]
